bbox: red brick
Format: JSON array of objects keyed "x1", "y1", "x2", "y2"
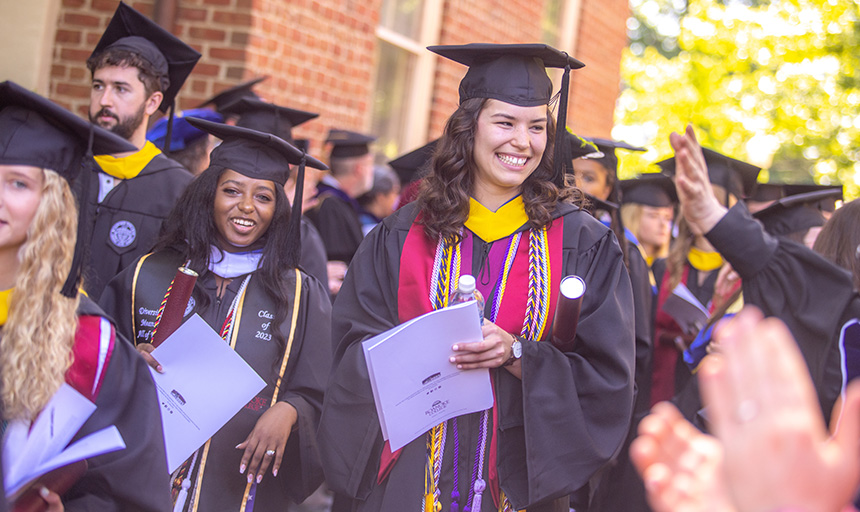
[
  {"x1": 70, "y1": 67, "x2": 87, "y2": 80},
  {"x1": 62, "y1": 0, "x2": 85, "y2": 7},
  {"x1": 55, "y1": 29, "x2": 82, "y2": 44},
  {"x1": 63, "y1": 13, "x2": 101, "y2": 27},
  {"x1": 60, "y1": 47, "x2": 93, "y2": 61},
  {"x1": 231, "y1": 31, "x2": 250, "y2": 45},
  {"x1": 56, "y1": 83, "x2": 91, "y2": 97},
  {"x1": 203, "y1": 0, "x2": 232, "y2": 5},
  {"x1": 213, "y1": 11, "x2": 251, "y2": 26},
  {"x1": 51, "y1": 64, "x2": 67, "y2": 78},
  {"x1": 92, "y1": 0, "x2": 121, "y2": 11},
  {"x1": 209, "y1": 47, "x2": 245, "y2": 61},
  {"x1": 178, "y1": 7, "x2": 208, "y2": 21},
  {"x1": 189, "y1": 27, "x2": 227, "y2": 41},
  {"x1": 226, "y1": 66, "x2": 245, "y2": 79},
  {"x1": 193, "y1": 63, "x2": 221, "y2": 76}
]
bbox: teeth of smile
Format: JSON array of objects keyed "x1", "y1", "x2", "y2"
[
  {"x1": 498, "y1": 154, "x2": 527, "y2": 166},
  {"x1": 233, "y1": 219, "x2": 254, "y2": 227}
]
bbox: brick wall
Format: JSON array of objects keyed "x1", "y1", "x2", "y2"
[
  {"x1": 568, "y1": 0, "x2": 630, "y2": 138},
  {"x1": 48, "y1": 0, "x2": 628, "y2": 152}
]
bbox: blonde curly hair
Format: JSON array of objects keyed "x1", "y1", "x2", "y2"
[{"x1": 1, "y1": 169, "x2": 80, "y2": 420}]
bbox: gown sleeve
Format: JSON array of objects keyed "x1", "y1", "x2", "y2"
[
  {"x1": 317, "y1": 216, "x2": 404, "y2": 500},
  {"x1": 97, "y1": 260, "x2": 138, "y2": 342},
  {"x1": 63, "y1": 311, "x2": 171, "y2": 511},
  {"x1": 705, "y1": 202, "x2": 860, "y2": 419},
  {"x1": 277, "y1": 273, "x2": 333, "y2": 501},
  {"x1": 494, "y1": 215, "x2": 636, "y2": 508}
]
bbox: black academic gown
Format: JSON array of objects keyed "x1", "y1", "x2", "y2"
[
  {"x1": 63, "y1": 297, "x2": 171, "y2": 511},
  {"x1": 82, "y1": 153, "x2": 193, "y2": 300},
  {"x1": 99, "y1": 250, "x2": 332, "y2": 511},
  {"x1": 306, "y1": 186, "x2": 364, "y2": 264},
  {"x1": 318, "y1": 202, "x2": 635, "y2": 512},
  {"x1": 702, "y1": 203, "x2": 855, "y2": 422},
  {"x1": 300, "y1": 216, "x2": 330, "y2": 293}
]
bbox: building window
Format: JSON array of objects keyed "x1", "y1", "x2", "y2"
[{"x1": 370, "y1": 0, "x2": 443, "y2": 163}]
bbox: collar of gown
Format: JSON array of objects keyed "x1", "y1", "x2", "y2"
[{"x1": 465, "y1": 195, "x2": 529, "y2": 242}]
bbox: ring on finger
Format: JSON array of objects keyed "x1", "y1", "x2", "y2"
[{"x1": 265, "y1": 449, "x2": 276, "y2": 457}]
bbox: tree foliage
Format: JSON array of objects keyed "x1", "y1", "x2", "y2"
[{"x1": 614, "y1": 0, "x2": 860, "y2": 199}]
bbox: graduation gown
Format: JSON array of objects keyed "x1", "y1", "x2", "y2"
[
  {"x1": 99, "y1": 249, "x2": 332, "y2": 511},
  {"x1": 82, "y1": 152, "x2": 193, "y2": 300},
  {"x1": 300, "y1": 216, "x2": 330, "y2": 293},
  {"x1": 318, "y1": 201, "x2": 635, "y2": 511},
  {"x1": 703, "y1": 203, "x2": 855, "y2": 421},
  {"x1": 306, "y1": 184, "x2": 364, "y2": 263},
  {"x1": 55, "y1": 297, "x2": 170, "y2": 511}
]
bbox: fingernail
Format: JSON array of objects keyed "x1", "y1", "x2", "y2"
[
  {"x1": 39, "y1": 486, "x2": 49, "y2": 499},
  {"x1": 235, "y1": 444, "x2": 242, "y2": 449},
  {"x1": 452, "y1": 344, "x2": 459, "y2": 351},
  {"x1": 273, "y1": 468, "x2": 278, "y2": 477},
  {"x1": 256, "y1": 474, "x2": 262, "y2": 484},
  {"x1": 449, "y1": 356, "x2": 456, "y2": 363},
  {"x1": 247, "y1": 473, "x2": 253, "y2": 483},
  {"x1": 457, "y1": 364, "x2": 463, "y2": 369},
  {"x1": 157, "y1": 365, "x2": 164, "y2": 373},
  {"x1": 239, "y1": 463, "x2": 246, "y2": 474}
]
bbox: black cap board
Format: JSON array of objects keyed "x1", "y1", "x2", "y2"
[
  {"x1": 427, "y1": 43, "x2": 585, "y2": 189},
  {"x1": 748, "y1": 182, "x2": 785, "y2": 203},
  {"x1": 0, "y1": 81, "x2": 136, "y2": 177},
  {"x1": 0, "y1": 81, "x2": 138, "y2": 298},
  {"x1": 221, "y1": 97, "x2": 318, "y2": 144},
  {"x1": 581, "y1": 137, "x2": 646, "y2": 175},
  {"x1": 326, "y1": 129, "x2": 376, "y2": 158},
  {"x1": 656, "y1": 147, "x2": 761, "y2": 204},
  {"x1": 186, "y1": 117, "x2": 327, "y2": 186},
  {"x1": 388, "y1": 139, "x2": 438, "y2": 185},
  {"x1": 782, "y1": 183, "x2": 843, "y2": 213},
  {"x1": 564, "y1": 130, "x2": 604, "y2": 166},
  {"x1": 753, "y1": 188, "x2": 844, "y2": 237},
  {"x1": 620, "y1": 173, "x2": 678, "y2": 208},
  {"x1": 90, "y1": 2, "x2": 200, "y2": 113},
  {"x1": 197, "y1": 76, "x2": 268, "y2": 113}
]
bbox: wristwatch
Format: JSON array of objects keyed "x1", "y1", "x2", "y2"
[{"x1": 502, "y1": 335, "x2": 523, "y2": 366}]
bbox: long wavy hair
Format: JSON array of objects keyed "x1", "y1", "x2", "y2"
[
  {"x1": 416, "y1": 97, "x2": 578, "y2": 244},
  {"x1": 814, "y1": 198, "x2": 860, "y2": 290},
  {"x1": 2, "y1": 170, "x2": 80, "y2": 420},
  {"x1": 154, "y1": 166, "x2": 294, "y2": 347}
]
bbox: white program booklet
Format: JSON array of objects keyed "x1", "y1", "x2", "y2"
[
  {"x1": 363, "y1": 300, "x2": 493, "y2": 451},
  {"x1": 3, "y1": 383, "x2": 126, "y2": 497},
  {"x1": 150, "y1": 314, "x2": 266, "y2": 472}
]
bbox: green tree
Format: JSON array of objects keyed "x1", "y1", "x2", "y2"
[{"x1": 615, "y1": 0, "x2": 860, "y2": 200}]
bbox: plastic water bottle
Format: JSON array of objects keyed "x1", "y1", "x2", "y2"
[{"x1": 450, "y1": 274, "x2": 485, "y2": 325}]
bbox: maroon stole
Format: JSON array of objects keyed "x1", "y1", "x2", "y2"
[
  {"x1": 66, "y1": 315, "x2": 115, "y2": 403},
  {"x1": 379, "y1": 215, "x2": 564, "y2": 506}
]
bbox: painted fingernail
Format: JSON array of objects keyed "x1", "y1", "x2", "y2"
[
  {"x1": 235, "y1": 444, "x2": 242, "y2": 449},
  {"x1": 247, "y1": 473, "x2": 253, "y2": 483},
  {"x1": 452, "y1": 344, "x2": 459, "y2": 351},
  {"x1": 457, "y1": 364, "x2": 463, "y2": 369},
  {"x1": 157, "y1": 365, "x2": 164, "y2": 373},
  {"x1": 239, "y1": 463, "x2": 246, "y2": 474},
  {"x1": 273, "y1": 468, "x2": 278, "y2": 477},
  {"x1": 39, "y1": 486, "x2": 50, "y2": 499},
  {"x1": 257, "y1": 474, "x2": 263, "y2": 484},
  {"x1": 449, "y1": 356, "x2": 456, "y2": 363}
]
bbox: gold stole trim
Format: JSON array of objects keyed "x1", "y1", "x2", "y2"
[{"x1": 130, "y1": 253, "x2": 154, "y2": 344}]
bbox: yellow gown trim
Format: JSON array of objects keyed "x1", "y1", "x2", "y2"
[{"x1": 94, "y1": 140, "x2": 161, "y2": 180}]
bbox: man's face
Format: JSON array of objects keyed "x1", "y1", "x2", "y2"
[{"x1": 89, "y1": 65, "x2": 154, "y2": 141}]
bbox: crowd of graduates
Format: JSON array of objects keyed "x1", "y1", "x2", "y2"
[{"x1": 1, "y1": 2, "x2": 860, "y2": 512}]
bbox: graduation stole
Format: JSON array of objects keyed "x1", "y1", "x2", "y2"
[
  {"x1": 94, "y1": 140, "x2": 161, "y2": 180},
  {"x1": 391, "y1": 211, "x2": 563, "y2": 512}
]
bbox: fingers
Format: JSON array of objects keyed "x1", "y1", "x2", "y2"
[
  {"x1": 451, "y1": 321, "x2": 512, "y2": 369},
  {"x1": 832, "y1": 379, "x2": 860, "y2": 454},
  {"x1": 136, "y1": 343, "x2": 163, "y2": 373},
  {"x1": 39, "y1": 486, "x2": 64, "y2": 512},
  {"x1": 238, "y1": 435, "x2": 273, "y2": 484}
]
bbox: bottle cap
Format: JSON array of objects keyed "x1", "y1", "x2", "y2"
[{"x1": 458, "y1": 275, "x2": 476, "y2": 294}]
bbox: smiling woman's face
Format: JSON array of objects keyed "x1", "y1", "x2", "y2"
[
  {"x1": 471, "y1": 99, "x2": 548, "y2": 206},
  {"x1": 213, "y1": 169, "x2": 276, "y2": 253},
  {"x1": 0, "y1": 164, "x2": 43, "y2": 254}
]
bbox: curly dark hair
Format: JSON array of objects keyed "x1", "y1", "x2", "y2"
[
  {"x1": 154, "y1": 166, "x2": 294, "y2": 348},
  {"x1": 87, "y1": 48, "x2": 167, "y2": 99},
  {"x1": 416, "y1": 97, "x2": 580, "y2": 244}
]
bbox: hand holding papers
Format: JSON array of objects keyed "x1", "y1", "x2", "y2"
[
  {"x1": 363, "y1": 301, "x2": 493, "y2": 451},
  {"x1": 149, "y1": 314, "x2": 266, "y2": 472}
]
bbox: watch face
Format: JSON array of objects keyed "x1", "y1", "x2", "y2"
[{"x1": 512, "y1": 340, "x2": 522, "y2": 358}]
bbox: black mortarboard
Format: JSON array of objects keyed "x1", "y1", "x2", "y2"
[
  {"x1": 584, "y1": 193, "x2": 619, "y2": 214},
  {"x1": 388, "y1": 139, "x2": 438, "y2": 185},
  {"x1": 782, "y1": 183, "x2": 843, "y2": 213},
  {"x1": 0, "y1": 81, "x2": 136, "y2": 176},
  {"x1": 620, "y1": 173, "x2": 678, "y2": 208},
  {"x1": 748, "y1": 182, "x2": 785, "y2": 203},
  {"x1": 428, "y1": 43, "x2": 585, "y2": 188},
  {"x1": 90, "y1": 2, "x2": 200, "y2": 113},
  {"x1": 581, "y1": 137, "x2": 646, "y2": 175},
  {"x1": 326, "y1": 129, "x2": 376, "y2": 158},
  {"x1": 187, "y1": 117, "x2": 329, "y2": 269},
  {"x1": 147, "y1": 108, "x2": 223, "y2": 152},
  {"x1": 753, "y1": 188, "x2": 843, "y2": 237},
  {"x1": 0, "y1": 81, "x2": 137, "y2": 298},
  {"x1": 196, "y1": 76, "x2": 267, "y2": 113},
  {"x1": 657, "y1": 147, "x2": 761, "y2": 205},
  {"x1": 186, "y1": 117, "x2": 327, "y2": 186},
  {"x1": 564, "y1": 130, "x2": 604, "y2": 166},
  {"x1": 221, "y1": 98, "x2": 318, "y2": 144}
]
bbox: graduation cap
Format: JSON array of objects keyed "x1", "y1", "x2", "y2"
[
  {"x1": 564, "y1": 130, "x2": 604, "y2": 165},
  {"x1": 748, "y1": 182, "x2": 785, "y2": 203},
  {"x1": 326, "y1": 129, "x2": 376, "y2": 158},
  {"x1": 187, "y1": 117, "x2": 329, "y2": 269},
  {"x1": 90, "y1": 2, "x2": 200, "y2": 114},
  {"x1": 620, "y1": 173, "x2": 678, "y2": 208},
  {"x1": 583, "y1": 193, "x2": 619, "y2": 215},
  {"x1": 0, "y1": 81, "x2": 137, "y2": 298},
  {"x1": 427, "y1": 43, "x2": 584, "y2": 188},
  {"x1": 388, "y1": 139, "x2": 438, "y2": 185},
  {"x1": 782, "y1": 183, "x2": 843, "y2": 213},
  {"x1": 146, "y1": 108, "x2": 223, "y2": 152},
  {"x1": 220, "y1": 97, "x2": 318, "y2": 144},
  {"x1": 196, "y1": 76, "x2": 268, "y2": 113},
  {"x1": 581, "y1": 137, "x2": 646, "y2": 175},
  {"x1": 657, "y1": 147, "x2": 761, "y2": 205},
  {"x1": 752, "y1": 188, "x2": 843, "y2": 237}
]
